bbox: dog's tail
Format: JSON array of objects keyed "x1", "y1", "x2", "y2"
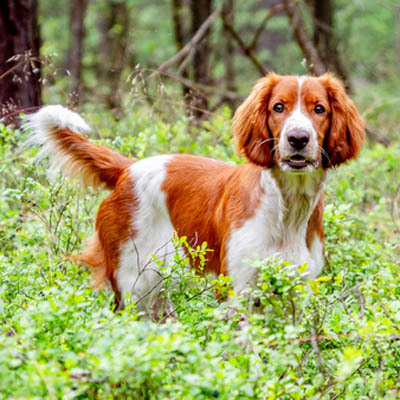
[{"x1": 25, "y1": 105, "x2": 134, "y2": 190}]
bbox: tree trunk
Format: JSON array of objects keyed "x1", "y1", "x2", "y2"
[
  {"x1": 313, "y1": 0, "x2": 333, "y2": 66},
  {"x1": 172, "y1": 0, "x2": 190, "y2": 100},
  {"x1": 283, "y1": 0, "x2": 326, "y2": 76},
  {"x1": 190, "y1": 0, "x2": 212, "y2": 118},
  {"x1": 0, "y1": 0, "x2": 41, "y2": 125},
  {"x1": 97, "y1": 0, "x2": 130, "y2": 116},
  {"x1": 313, "y1": 0, "x2": 349, "y2": 88},
  {"x1": 67, "y1": 0, "x2": 88, "y2": 106},
  {"x1": 223, "y1": 0, "x2": 236, "y2": 109}
]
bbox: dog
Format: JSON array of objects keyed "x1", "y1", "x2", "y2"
[{"x1": 25, "y1": 73, "x2": 365, "y2": 311}]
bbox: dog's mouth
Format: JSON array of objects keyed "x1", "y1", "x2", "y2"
[{"x1": 283, "y1": 154, "x2": 317, "y2": 170}]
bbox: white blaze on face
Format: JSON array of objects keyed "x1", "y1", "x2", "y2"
[{"x1": 279, "y1": 77, "x2": 319, "y2": 166}]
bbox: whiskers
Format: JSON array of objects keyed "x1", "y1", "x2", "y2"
[
  {"x1": 318, "y1": 145, "x2": 331, "y2": 166},
  {"x1": 257, "y1": 137, "x2": 280, "y2": 159},
  {"x1": 271, "y1": 143, "x2": 280, "y2": 155},
  {"x1": 258, "y1": 137, "x2": 278, "y2": 147},
  {"x1": 256, "y1": 137, "x2": 330, "y2": 169}
]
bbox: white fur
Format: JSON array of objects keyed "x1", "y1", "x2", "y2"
[
  {"x1": 308, "y1": 237, "x2": 324, "y2": 279},
  {"x1": 24, "y1": 105, "x2": 91, "y2": 177},
  {"x1": 226, "y1": 170, "x2": 283, "y2": 292},
  {"x1": 116, "y1": 155, "x2": 176, "y2": 310},
  {"x1": 279, "y1": 77, "x2": 319, "y2": 172},
  {"x1": 226, "y1": 168, "x2": 326, "y2": 291}
]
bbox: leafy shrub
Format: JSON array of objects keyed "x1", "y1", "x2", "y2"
[{"x1": 0, "y1": 114, "x2": 399, "y2": 399}]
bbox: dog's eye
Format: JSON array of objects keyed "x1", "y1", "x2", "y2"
[
  {"x1": 314, "y1": 105, "x2": 326, "y2": 114},
  {"x1": 273, "y1": 103, "x2": 284, "y2": 113}
]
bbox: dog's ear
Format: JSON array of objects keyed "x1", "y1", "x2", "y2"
[
  {"x1": 319, "y1": 73, "x2": 366, "y2": 168},
  {"x1": 233, "y1": 73, "x2": 280, "y2": 167}
]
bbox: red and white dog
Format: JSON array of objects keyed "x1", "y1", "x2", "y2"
[{"x1": 26, "y1": 73, "x2": 365, "y2": 310}]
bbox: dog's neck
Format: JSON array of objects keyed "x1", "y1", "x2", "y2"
[{"x1": 270, "y1": 167, "x2": 326, "y2": 231}]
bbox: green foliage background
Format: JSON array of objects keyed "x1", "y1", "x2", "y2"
[
  {"x1": 38, "y1": 0, "x2": 400, "y2": 140},
  {"x1": 1, "y1": 0, "x2": 400, "y2": 398}
]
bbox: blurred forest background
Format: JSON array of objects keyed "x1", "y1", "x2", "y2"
[
  {"x1": 2, "y1": 2, "x2": 400, "y2": 397},
  {"x1": 1, "y1": 0, "x2": 399, "y2": 141}
]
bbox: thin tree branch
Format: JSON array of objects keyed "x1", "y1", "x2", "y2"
[
  {"x1": 157, "y1": 69, "x2": 241, "y2": 101},
  {"x1": 158, "y1": 282, "x2": 217, "y2": 324},
  {"x1": 282, "y1": 0, "x2": 326, "y2": 75},
  {"x1": 149, "y1": 7, "x2": 222, "y2": 78},
  {"x1": 248, "y1": 3, "x2": 284, "y2": 50},
  {"x1": 309, "y1": 327, "x2": 326, "y2": 376},
  {"x1": 221, "y1": 11, "x2": 269, "y2": 76},
  {"x1": 171, "y1": 0, "x2": 190, "y2": 98}
]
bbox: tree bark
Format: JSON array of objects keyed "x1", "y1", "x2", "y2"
[
  {"x1": 223, "y1": 0, "x2": 237, "y2": 109},
  {"x1": 0, "y1": 0, "x2": 41, "y2": 125},
  {"x1": 172, "y1": 0, "x2": 190, "y2": 100},
  {"x1": 313, "y1": 0, "x2": 333, "y2": 67},
  {"x1": 97, "y1": 0, "x2": 130, "y2": 115},
  {"x1": 221, "y1": 11, "x2": 268, "y2": 76},
  {"x1": 190, "y1": 0, "x2": 212, "y2": 118},
  {"x1": 283, "y1": 0, "x2": 326, "y2": 76},
  {"x1": 313, "y1": 0, "x2": 349, "y2": 88},
  {"x1": 67, "y1": 0, "x2": 88, "y2": 106}
]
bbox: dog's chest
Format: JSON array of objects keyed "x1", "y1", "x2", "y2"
[
  {"x1": 225, "y1": 170, "x2": 322, "y2": 291},
  {"x1": 227, "y1": 173, "x2": 287, "y2": 261}
]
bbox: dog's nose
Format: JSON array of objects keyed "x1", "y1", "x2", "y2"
[{"x1": 287, "y1": 130, "x2": 310, "y2": 150}]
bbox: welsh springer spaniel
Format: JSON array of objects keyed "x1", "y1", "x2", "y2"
[{"x1": 26, "y1": 73, "x2": 365, "y2": 311}]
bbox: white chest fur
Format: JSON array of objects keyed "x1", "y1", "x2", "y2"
[{"x1": 226, "y1": 169, "x2": 326, "y2": 292}]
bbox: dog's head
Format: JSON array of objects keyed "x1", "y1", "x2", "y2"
[{"x1": 233, "y1": 73, "x2": 365, "y2": 171}]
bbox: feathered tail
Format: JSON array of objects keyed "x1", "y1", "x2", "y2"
[{"x1": 24, "y1": 105, "x2": 133, "y2": 190}]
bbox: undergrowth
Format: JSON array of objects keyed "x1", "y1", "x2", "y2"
[{"x1": 0, "y1": 110, "x2": 399, "y2": 399}]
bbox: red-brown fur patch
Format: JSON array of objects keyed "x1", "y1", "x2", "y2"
[
  {"x1": 162, "y1": 155, "x2": 263, "y2": 276},
  {"x1": 232, "y1": 73, "x2": 280, "y2": 167},
  {"x1": 53, "y1": 128, "x2": 133, "y2": 189},
  {"x1": 79, "y1": 169, "x2": 137, "y2": 308},
  {"x1": 318, "y1": 74, "x2": 365, "y2": 167},
  {"x1": 306, "y1": 194, "x2": 325, "y2": 250}
]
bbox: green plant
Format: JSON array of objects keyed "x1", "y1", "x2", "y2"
[{"x1": 0, "y1": 113, "x2": 399, "y2": 398}]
